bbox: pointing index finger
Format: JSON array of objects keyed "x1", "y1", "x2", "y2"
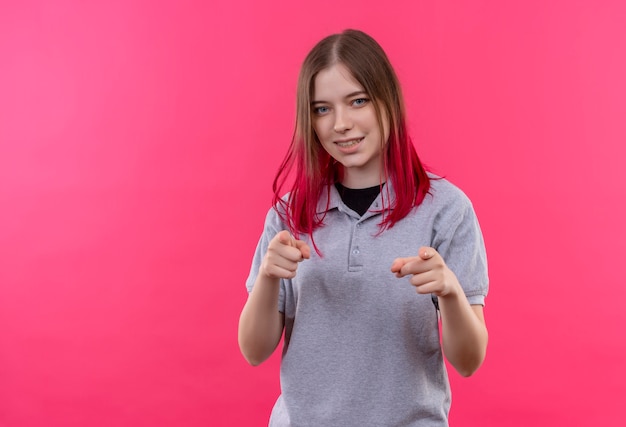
[
  {"x1": 295, "y1": 240, "x2": 311, "y2": 259},
  {"x1": 391, "y1": 257, "x2": 412, "y2": 276}
]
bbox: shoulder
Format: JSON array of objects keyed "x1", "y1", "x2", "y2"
[
  {"x1": 424, "y1": 173, "x2": 473, "y2": 212},
  {"x1": 254, "y1": 194, "x2": 290, "y2": 237},
  {"x1": 264, "y1": 202, "x2": 287, "y2": 229}
]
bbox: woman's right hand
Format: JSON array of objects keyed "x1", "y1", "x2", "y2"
[
  {"x1": 261, "y1": 230, "x2": 311, "y2": 279},
  {"x1": 239, "y1": 229, "x2": 308, "y2": 365}
]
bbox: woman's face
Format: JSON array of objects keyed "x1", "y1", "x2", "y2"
[{"x1": 311, "y1": 63, "x2": 389, "y2": 188}]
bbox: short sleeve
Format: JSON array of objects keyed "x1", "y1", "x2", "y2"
[
  {"x1": 432, "y1": 192, "x2": 489, "y2": 306},
  {"x1": 245, "y1": 207, "x2": 288, "y2": 312}
]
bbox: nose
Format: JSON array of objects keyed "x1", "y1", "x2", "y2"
[{"x1": 333, "y1": 107, "x2": 353, "y2": 133}]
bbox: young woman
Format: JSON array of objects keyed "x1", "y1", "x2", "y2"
[{"x1": 238, "y1": 29, "x2": 489, "y2": 427}]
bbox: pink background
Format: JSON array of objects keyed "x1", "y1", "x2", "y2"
[{"x1": 1, "y1": 1, "x2": 625, "y2": 426}]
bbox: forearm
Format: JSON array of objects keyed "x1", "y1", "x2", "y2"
[
  {"x1": 238, "y1": 274, "x2": 284, "y2": 366},
  {"x1": 438, "y1": 286, "x2": 488, "y2": 377}
]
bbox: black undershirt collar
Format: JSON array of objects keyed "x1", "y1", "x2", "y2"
[{"x1": 334, "y1": 182, "x2": 383, "y2": 216}]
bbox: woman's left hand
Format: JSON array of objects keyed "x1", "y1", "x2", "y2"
[{"x1": 390, "y1": 247, "x2": 461, "y2": 297}]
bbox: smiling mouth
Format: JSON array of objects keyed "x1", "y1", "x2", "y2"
[{"x1": 336, "y1": 138, "x2": 363, "y2": 148}]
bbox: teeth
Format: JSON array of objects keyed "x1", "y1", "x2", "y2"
[{"x1": 337, "y1": 138, "x2": 362, "y2": 147}]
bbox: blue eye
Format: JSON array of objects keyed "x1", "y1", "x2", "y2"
[
  {"x1": 313, "y1": 106, "x2": 330, "y2": 115},
  {"x1": 353, "y1": 98, "x2": 369, "y2": 106}
]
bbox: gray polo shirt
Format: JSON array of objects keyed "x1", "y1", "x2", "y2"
[{"x1": 246, "y1": 176, "x2": 489, "y2": 427}]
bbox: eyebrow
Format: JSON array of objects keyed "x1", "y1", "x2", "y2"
[{"x1": 311, "y1": 91, "x2": 368, "y2": 105}]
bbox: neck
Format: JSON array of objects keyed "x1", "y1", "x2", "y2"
[{"x1": 340, "y1": 169, "x2": 385, "y2": 189}]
